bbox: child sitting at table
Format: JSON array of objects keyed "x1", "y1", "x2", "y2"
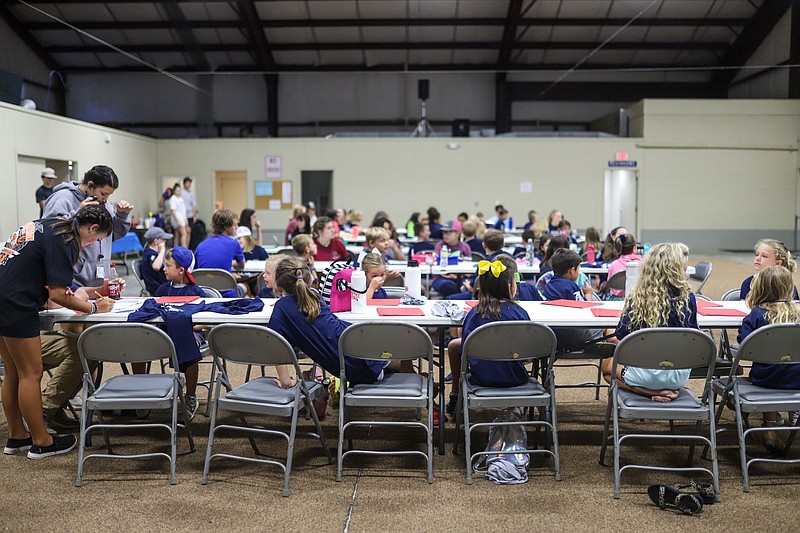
[
  {"x1": 257, "y1": 254, "x2": 290, "y2": 299},
  {"x1": 738, "y1": 265, "x2": 800, "y2": 450},
  {"x1": 447, "y1": 255, "x2": 531, "y2": 412},
  {"x1": 601, "y1": 243, "x2": 698, "y2": 403},
  {"x1": 536, "y1": 236, "x2": 590, "y2": 295},
  {"x1": 152, "y1": 246, "x2": 205, "y2": 419},
  {"x1": 431, "y1": 224, "x2": 472, "y2": 297},
  {"x1": 740, "y1": 239, "x2": 798, "y2": 302},
  {"x1": 462, "y1": 219, "x2": 484, "y2": 255},
  {"x1": 409, "y1": 222, "x2": 435, "y2": 254},
  {"x1": 448, "y1": 229, "x2": 507, "y2": 300},
  {"x1": 360, "y1": 252, "x2": 392, "y2": 300},
  {"x1": 195, "y1": 209, "x2": 244, "y2": 297},
  {"x1": 236, "y1": 226, "x2": 268, "y2": 261},
  {"x1": 541, "y1": 249, "x2": 606, "y2": 352},
  {"x1": 602, "y1": 233, "x2": 641, "y2": 300},
  {"x1": 267, "y1": 257, "x2": 411, "y2": 388},
  {"x1": 140, "y1": 226, "x2": 171, "y2": 295},
  {"x1": 292, "y1": 234, "x2": 318, "y2": 287}
]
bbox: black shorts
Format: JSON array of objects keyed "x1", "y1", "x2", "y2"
[{"x1": 0, "y1": 310, "x2": 41, "y2": 338}]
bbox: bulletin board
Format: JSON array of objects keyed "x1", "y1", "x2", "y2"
[{"x1": 254, "y1": 180, "x2": 292, "y2": 210}]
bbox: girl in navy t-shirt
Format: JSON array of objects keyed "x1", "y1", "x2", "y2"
[
  {"x1": 0, "y1": 205, "x2": 115, "y2": 458},
  {"x1": 602, "y1": 242, "x2": 698, "y2": 403},
  {"x1": 361, "y1": 252, "x2": 390, "y2": 300},
  {"x1": 448, "y1": 254, "x2": 531, "y2": 405},
  {"x1": 738, "y1": 265, "x2": 800, "y2": 451},
  {"x1": 268, "y1": 257, "x2": 387, "y2": 385},
  {"x1": 740, "y1": 238, "x2": 797, "y2": 302}
]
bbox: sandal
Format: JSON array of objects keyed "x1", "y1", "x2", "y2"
[
  {"x1": 674, "y1": 481, "x2": 716, "y2": 505},
  {"x1": 647, "y1": 484, "x2": 704, "y2": 515}
]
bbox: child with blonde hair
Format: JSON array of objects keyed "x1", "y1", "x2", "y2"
[
  {"x1": 738, "y1": 266, "x2": 800, "y2": 450},
  {"x1": 360, "y1": 253, "x2": 390, "y2": 299},
  {"x1": 602, "y1": 243, "x2": 698, "y2": 402},
  {"x1": 291, "y1": 233, "x2": 318, "y2": 286},
  {"x1": 740, "y1": 239, "x2": 797, "y2": 301}
]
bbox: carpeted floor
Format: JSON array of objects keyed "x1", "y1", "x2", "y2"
[{"x1": 2, "y1": 253, "x2": 799, "y2": 532}]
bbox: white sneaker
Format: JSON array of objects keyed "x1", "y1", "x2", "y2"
[{"x1": 186, "y1": 395, "x2": 199, "y2": 422}]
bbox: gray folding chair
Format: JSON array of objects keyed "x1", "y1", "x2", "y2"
[
  {"x1": 453, "y1": 322, "x2": 561, "y2": 484},
  {"x1": 599, "y1": 270, "x2": 626, "y2": 300},
  {"x1": 690, "y1": 261, "x2": 713, "y2": 295},
  {"x1": 718, "y1": 288, "x2": 741, "y2": 360},
  {"x1": 131, "y1": 259, "x2": 149, "y2": 296},
  {"x1": 192, "y1": 268, "x2": 244, "y2": 297},
  {"x1": 471, "y1": 251, "x2": 486, "y2": 261},
  {"x1": 75, "y1": 323, "x2": 196, "y2": 486},
  {"x1": 202, "y1": 324, "x2": 332, "y2": 497},
  {"x1": 199, "y1": 286, "x2": 223, "y2": 298},
  {"x1": 711, "y1": 323, "x2": 800, "y2": 492},
  {"x1": 337, "y1": 322, "x2": 434, "y2": 483},
  {"x1": 599, "y1": 328, "x2": 719, "y2": 500}
]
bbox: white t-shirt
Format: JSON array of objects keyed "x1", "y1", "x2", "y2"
[{"x1": 169, "y1": 195, "x2": 187, "y2": 227}]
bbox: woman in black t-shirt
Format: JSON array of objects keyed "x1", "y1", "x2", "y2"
[{"x1": 0, "y1": 205, "x2": 115, "y2": 459}]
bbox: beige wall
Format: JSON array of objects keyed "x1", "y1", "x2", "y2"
[
  {"x1": 157, "y1": 136, "x2": 639, "y2": 232},
  {"x1": 0, "y1": 102, "x2": 157, "y2": 238}
]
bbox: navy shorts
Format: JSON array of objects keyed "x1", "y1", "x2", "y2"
[{"x1": 0, "y1": 310, "x2": 41, "y2": 338}]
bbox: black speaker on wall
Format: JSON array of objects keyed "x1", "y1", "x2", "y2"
[
  {"x1": 452, "y1": 119, "x2": 470, "y2": 137},
  {"x1": 418, "y1": 79, "x2": 429, "y2": 101}
]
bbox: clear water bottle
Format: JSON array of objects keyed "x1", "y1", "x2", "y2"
[
  {"x1": 440, "y1": 244, "x2": 449, "y2": 268},
  {"x1": 108, "y1": 264, "x2": 121, "y2": 300},
  {"x1": 525, "y1": 238, "x2": 534, "y2": 266}
]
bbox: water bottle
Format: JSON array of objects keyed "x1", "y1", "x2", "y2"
[
  {"x1": 350, "y1": 269, "x2": 367, "y2": 313},
  {"x1": 108, "y1": 264, "x2": 121, "y2": 299},
  {"x1": 507, "y1": 217, "x2": 513, "y2": 231},
  {"x1": 643, "y1": 242, "x2": 651, "y2": 255},
  {"x1": 587, "y1": 244, "x2": 596, "y2": 264},
  {"x1": 405, "y1": 259, "x2": 422, "y2": 299},
  {"x1": 625, "y1": 261, "x2": 639, "y2": 295},
  {"x1": 525, "y1": 238, "x2": 534, "y2": 267},
  {"x1": 440, "y1": 245, "x2": 449, "y2": 269}
]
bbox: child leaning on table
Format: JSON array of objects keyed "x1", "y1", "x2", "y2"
[
  {"x1": 738, "y1": 266, "x2": 800, "y2": 451},
  {"x1": 267, "y1": 256, "x2": 410, "y2": 388},
  {"x1": 601, "y1": 242, "x2": 698, "y2": 403},
  {"x1": 361, "y1": 252, "x2": 390, "y2": 299}
]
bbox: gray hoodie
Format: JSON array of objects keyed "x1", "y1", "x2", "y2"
[{"x1": 42, "y1": 181, "x2": 130, "y2": 287}]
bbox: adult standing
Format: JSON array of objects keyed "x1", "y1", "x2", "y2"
[
  {"x1": 35, "y1": 168, "x2": 57, "y2": 217},
  {"x1": 305, "y1": 201, "x2": 318, "y2": 226},
  {"x1": 181, "y1": 177, "x2": 196, "y2": 246},
  {"x1": 42, "y1": 165, "x2": 132, "y2": 292},
  {"x1": 0, "y1": 205, "x2": 115, "y2": 459},
  {"x1": 167, "y1": 183, "x2": 189, "y2": 247},
  {"x1": 239, "y1": 208, "x2": 263, "y2": 247}
]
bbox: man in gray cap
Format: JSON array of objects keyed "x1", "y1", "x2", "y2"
[
  {"x1": 35, "y1": 167, "x2": 57, "y2": 217},
  {"x1": 141, "y1": 226, "x2": 173, "y2": 295}
]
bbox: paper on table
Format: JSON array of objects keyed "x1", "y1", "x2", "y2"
[
  {"x1": 696, "y1": 307, "x2": 747, "y2": 317},
  {"x1": 465, "y1": 300, "x2": 478, "y2": 308},
  {"x1": 377, "y1": 307, "x2": 425, "y2": 316},
  {"x1": 541, "y1": 299, "x2": 601, "y2": 309},
  {"x1": 591, "y1": 308, "x2": 621, "y2": 317},
  {"x1": 695, "y1": 299, "x2": 722, "y2": 308},
  {"x1": 368, "y1": 298, "x2": 401, "y2": 306},
  {"x1": 155, "y1": 296, "x2": 201, "y2": 303}
]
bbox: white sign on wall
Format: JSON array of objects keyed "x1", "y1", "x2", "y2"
[{"x1": 265, "y1": 156, "x2": 281, "y2": 179}]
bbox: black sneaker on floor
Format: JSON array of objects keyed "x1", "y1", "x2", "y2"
[
  {"x1": 27, "y1": 434, "x2": 77, "y2": 459},
  {"x1": 445, "y1": 395, "x2": 458, "y2": 415},
  {"x1": 44, "y1": 409, "x2": 80, "y2": 431},
  {"x1": 4, "y1": 436, "x2": 33, "y2": 455}
]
